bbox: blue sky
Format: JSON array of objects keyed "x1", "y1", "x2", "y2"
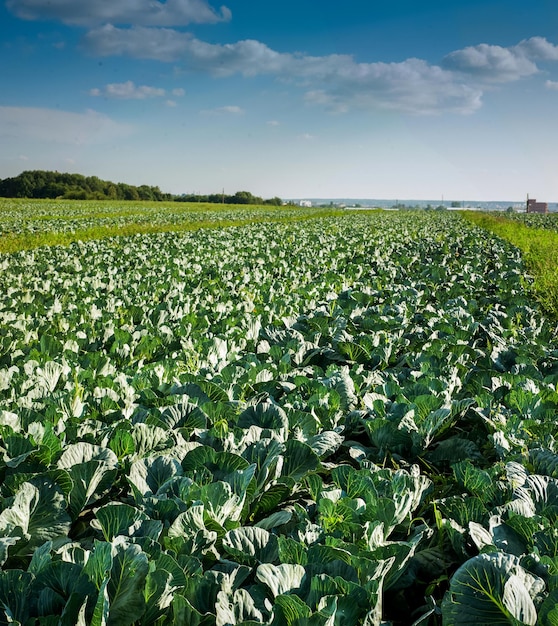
[{"x1": 1, "y1": 0, "x2": 558, "y2": 201}]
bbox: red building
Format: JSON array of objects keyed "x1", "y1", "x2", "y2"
[{"x1": 526, "y1": 197, "x2": 548, "y2": 214}]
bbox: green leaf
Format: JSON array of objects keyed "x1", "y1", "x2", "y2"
[
  {"x1": 0, "y1": 569, "x2": 33, "y2": 624},
  {"x1": 215, "y1": 588, "x2": 264, "y2": 626},
  {"x1": 28, "y1": 540, "x2": 53, "y2": 575},
  {"x1": 0, "y1": 478, "x2": 71, "y2": 555},
  {"x1": 128, "y1": 423, "x2": 172, "y2": 459},
  {"x1": 106, "y1": 540, "x2": 149, "y2": 626},
  {"x1": 250, "y1": 484, "x2": 291, "y2": 518},
  {"x1": 128, "y1": 455, "x2": 183, "y2": 498},
  {"x1": 142, "y1": 569, "x2": 177, "y2": 626},
  {"x1": 33, "y1": 560, "x2": 96, "y2": 619},
  {"x1": 200, "y1": 481, "x2": 245, "y2": 525},
  {"x1": 222, "y1": 527, "x2": 279, "y2": 565},
  {"x1": 428, "y1": 437, "x2": 482, "y2": 465},
  {"x1": 325, "y1": 366, "x2": 357, "y2": 410},
  {"x1": 94, "y1": 503, "x2": 153, "y2": 542},
  {"x1": 524, "y1": 474, "x2": 558, "y2": 519},
  {"x1": 254, "y1": 510, "x2": 293, "y2": 530},
  {"x1": 283, "y1": 439, "x2": 320, "y2": 482},
  {"x1": 367, "y1": 538, "x2": 422, "y2": 591},
  {"x1": 84, "y1": 542, "x2": 114, "y2": 590},
  {"x1": 154, "y1": 552, "x2": 187, "y2": 588},
  {"x1": 278, "y1": 537, "x2": 308, "y2": 566},
  {"x1": 91, "y1": 578, "x2": 110, "y2": 626},
  {"x1": 256, "y1": 563, "x2": 306, "y2": 597},
  {"x1": 436, "y1": 496, "x2": 489, "y2": 527},
  {"x1": 57, "y1": 443, "x2": 119, "y2": 519},
  {"x1": 3, "y1": 432, "x2": 35, "y2": 468},
  {"x1": 442, "y1": 553, "x2": 545, "y2": 625},
  {"x1": 531, "y1": 449, "x2": 558, "y2": 479},
  {"x1": 109, "y1": 430, "x2": 136, "y2": 460},
  {"x1": 237, "y1": 401, "x2": 289, "y2": 433},
  {"x1": 182, "y1": 446, "x2": 250, "y2": 479},
  {"x1": 167, "y1": 504, "x2": 207, "y2": 539},
  {"x1": 305, "y1": 431, "x2": 344, "y2": 459},
  {"x1": 36, "y1": 359, "x2": 65, "y2": 390},
  {"x1": 539, "y1": 588, "x2": 558, "y2": 626},
  {"x1": 241, "y1": 438, "x2": 285, "y2": 493},
  {"x1": 452, "y1": 460, "x2": 495, "y2": 503},
  {"x1": 337, "y1": 340, "x2": 371, "y2": 364},
  {"x1": 273, "y1": 594, "x2": 312, "y2": 625},
  {"x1": 171, "y1": 594, "x2": 214, "y2": 626}
]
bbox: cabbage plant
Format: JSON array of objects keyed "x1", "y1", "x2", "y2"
[{"x1": 0, "y1": 211, "x2": 557, "y2": 624}]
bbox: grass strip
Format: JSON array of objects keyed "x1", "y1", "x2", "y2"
[
  {"x1": 462, "y1": 211, "x2": 558, "y2": 318},
  {"x1": 0, "y1": 209, "x2": 347, "y2": 254}
]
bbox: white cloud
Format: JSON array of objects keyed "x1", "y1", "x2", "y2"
[
  {"x1": 546, "y1": 80, "x2": 558, "y2": 90},
  {"x1": 219, "y1": 105, "x2": 243, "y2": 114},
  {"x1": 267, "y1": 120, "x2": 280, "y2": 126},
  {"x1": 201, "y1": 105, "x2": 244, "y2": 114},
  {"x1": 5, "y1": 0, "x2": 558, "y2": 119},
  {"x1": 89, "y1": 80, "x2": 166, "y2": 99},
  {"x1": 83, "y1": 26, "x2": 482, "y2": 114},
  {"x1": 0, "y1": 106, "x2": 133, "y2": 145},
  {"x1": 442, "y1": 37, "x2": 558, "y2": 83},
  {"x1": 442, "y1": 43, "x2": 538, "y2": 82},
  {"x1": 166, "y1": 99, "x2": 178, "y2": 107},
  {"x1": 84, "y1": 25, "x2": 189, "y2": 62},
  {"x1": 6, "y1": 0, "x2": 231, "y2": 27},
  {"x1": 516, "y1": 36, "x2": 558, "y2": 61},
  {"x1": 84, "y1": 26, "x2": 288, "y2": 73},
  {"x1": 44, "y1": 19, "x2": 558, "y2": 116},
  {"x1": 297, "y1": 58, "x2": 483, "y2": 115}
]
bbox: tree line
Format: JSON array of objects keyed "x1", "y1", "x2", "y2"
[
  {"x1": 175, "y1": 190, "x2": 283, "y2": 205},
  {"x1": 0, "y1": 171, "x2": 284, "y2": 205},
  {"x1": 0, "y1": 171, "x2": 171, "y2": 201}
]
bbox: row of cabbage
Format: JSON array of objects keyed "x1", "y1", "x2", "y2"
[
  {"x1": 0, "y1": 200, "x2": 323, "y2": 237},
  {"x1": 494, "y1": 212, "x2": 558, "y2": 232},
  {"x1": 1, "y1": 212, "x2": 558, "y2": 625}
]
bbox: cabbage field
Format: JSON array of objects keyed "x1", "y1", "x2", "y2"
[{"x1": 1, "y1": 207, "x2": 558, "y2": 625}]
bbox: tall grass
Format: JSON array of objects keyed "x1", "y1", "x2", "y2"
[{"x1": 462, "y1": 211, "x2": 558, "y2": 319}]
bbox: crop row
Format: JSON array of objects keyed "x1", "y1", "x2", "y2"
[
  {"x1": 463, "y1": 211, "x2": 558, "y2": 319},
  {"x1": 1, "y1": 212, "x2": 558, "y2": 624},
  {"x1": 0, "y1": 200, "x2": 333, "y2": 237},
  {"x1": 496, "y1": 212, "x2": 558, "y2": 233}
]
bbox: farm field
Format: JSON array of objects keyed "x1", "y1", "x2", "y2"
[
  {"x1": 0, "y1": 199, "x2": 344, "y2": 254},
  {"x1": 1, "y1": 206, "x2": 558, "y2": 624},
  {"x1": 491, "y1": 212, "x2": 558, "y2": 233},
  {"x1": 462, "y1": 211, "x2": 558, "y2": 318}
]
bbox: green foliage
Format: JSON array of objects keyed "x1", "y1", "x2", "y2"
[
  {"x1": 462, "y1": 211, "x2": 558, "y2": 319},
  {"x1": 0, "y1": 210, "x2": 557, "y2": 623},
  {"x1": 0, "y1": 198, "x2": 344, "y2": 253},
  {"x1": 442, "y1": 553, "x2": 544, "y2": 625},
  {"x1": 175, "y1": 190, "x2": 284, "y2": 205},
  {"x1": 0, "y1": 170, "x2": 170, "y2": 201}
]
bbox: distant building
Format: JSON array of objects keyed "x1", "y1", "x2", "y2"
[
  {"x1": 526, "y1": 197, "x2": 548, "y2": 214},
  {"x1": 299, "y1": 200, "x2": 312, "y2": 207}
]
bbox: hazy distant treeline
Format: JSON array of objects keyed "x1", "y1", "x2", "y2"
[{"x1": 175, "y1": 190, "x2": 283, "y2": 205}]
